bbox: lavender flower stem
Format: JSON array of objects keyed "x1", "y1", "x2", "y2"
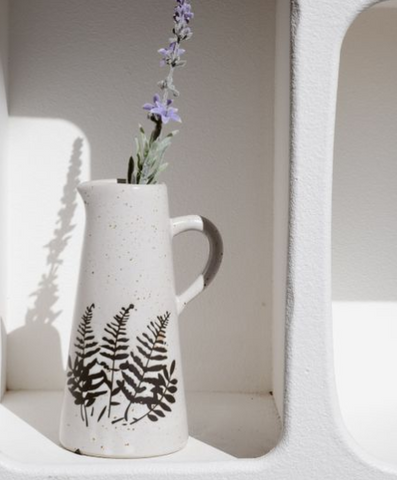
[
  {"x1": 127, "y1": 0, "x2": 193, "y2": 184},
  {"x1": 162, "y1": 65, "x2": 175, "y2": 103},
  {"x1": 150, "y1": 118, "x2": 163, "y2": 143}
]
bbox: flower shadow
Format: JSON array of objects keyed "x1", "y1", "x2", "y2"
[{"x1": 7, "y1": 138, "x2": 83, "y2": 390}]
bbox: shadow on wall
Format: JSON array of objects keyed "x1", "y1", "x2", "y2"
[{"x1": 7, "y1": 138, "x2": 83, "y2": 389}]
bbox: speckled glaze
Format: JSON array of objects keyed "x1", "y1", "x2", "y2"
[{"x1": 59, "y1": 180, "x2": 223, "y2": 458}]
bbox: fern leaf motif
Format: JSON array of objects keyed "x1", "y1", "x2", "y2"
[
  {"x1": 67, "y1": 305, "x2": 177, "y2": 427},
  {"x1": 66, "y1": 304, "x2": 107, "y2": 426},
  {"x1": 113, "y1": 311, "x2": 178, "y2": 424},
  {"x1": 99, "y1": 304, "x2": 134, "y2": 418},
  {"x1": 129, "y1": 359, "x2": 178, "y2": 425}
]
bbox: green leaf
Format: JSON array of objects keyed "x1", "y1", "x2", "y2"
[{"x1": 166, "y1": 130, "x2": 179, "y2": 138}]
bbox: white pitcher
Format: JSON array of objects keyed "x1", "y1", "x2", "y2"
[{"x1": 59, "y1": 180, "x2": 223, "y2": 458}]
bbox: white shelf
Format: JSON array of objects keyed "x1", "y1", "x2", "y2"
[
  {"x1": 0, "y1": 391, "x2": 280, "y2": 466},
  {"x1": 186, "y1": 392, "x2": 280, "y2": 459}
]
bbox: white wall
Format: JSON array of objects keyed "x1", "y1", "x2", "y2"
[
  {"x1": 0, "y1": 0, "x2": 8, "y2": 398},
  {"x1": 333, "y1": 6, "x2": 397, "y2": 465},
  {"x1": 333, "y1": 7, "x2": 397, "y2": 302},
  {"x1": 6, "y1": 0, "x2": 276, "y2": 393}
]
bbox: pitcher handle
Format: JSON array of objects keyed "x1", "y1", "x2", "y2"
[{"x1": 171, "y1": 215, "x2": 223, "y2": 315}]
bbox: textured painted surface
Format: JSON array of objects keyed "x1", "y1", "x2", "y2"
[
  {"x1": 271, "y1": 1, "x2": 397, "y2": 479},
  {"x1": 6, "y1": 0, "x2": 275, "y2": 395}
]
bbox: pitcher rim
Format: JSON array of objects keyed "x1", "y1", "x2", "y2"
[{"x1": 78, "y1": 179, "x2": 167, "y2": 190}]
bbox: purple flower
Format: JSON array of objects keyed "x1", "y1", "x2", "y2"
[
  {"x1": 175, "y1": 24, "x2": 192, "y2": 41},
  {"x1": 175, "y1": 3, "x2": 194, "y2": 23},
  {"x1": 142, "y1": 94, "x2": 161, "y2": 112},
  {"x1": 173, "y1": 0, "x2": 194, "y2": 40},
  {"x1": 143, "y1": 95, "x2": 181, "y2": 124},
  {"x1": 158, "y1": 42, "x2": 185, "y2": 67}
]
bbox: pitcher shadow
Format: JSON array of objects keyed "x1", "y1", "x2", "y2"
[{"x1": 7, "y1": 138, "x2": 83, "y2": 390}]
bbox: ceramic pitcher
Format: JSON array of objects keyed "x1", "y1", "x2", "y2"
[{"x1": 59, "y1": 180, "x2": 223, "y2": 458}]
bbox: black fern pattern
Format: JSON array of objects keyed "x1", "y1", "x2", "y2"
[
  {"x1": 119, "y1": 359, "x2": 178, "y2": 425},
  {"x1": 115, "y1": 312, "x2": 177, "y2": 424},
  {"x1": 66, "y1": 304, "x2": 108, "y2": 426},
  {"x1": 99, "y1": 304, "x2": 134, "y2": 419},
  {"x1": 67, "y1": 305, "x2": 178, "y2": 428}
]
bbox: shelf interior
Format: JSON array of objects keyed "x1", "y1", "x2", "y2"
[
  {"x1": 0, "y1": 391, "x2": 280, "y2": 465},
  {"x1": 0, "y1": 0, "x2": 283, "y2": 470}
]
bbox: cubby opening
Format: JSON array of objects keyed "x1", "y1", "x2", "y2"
[
  {"x1": 333, "y1": 0, "x2": 397, "y2": 466},
  {"x1": 0, "y1": 0, "x2": 286, "y2": 471}
]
